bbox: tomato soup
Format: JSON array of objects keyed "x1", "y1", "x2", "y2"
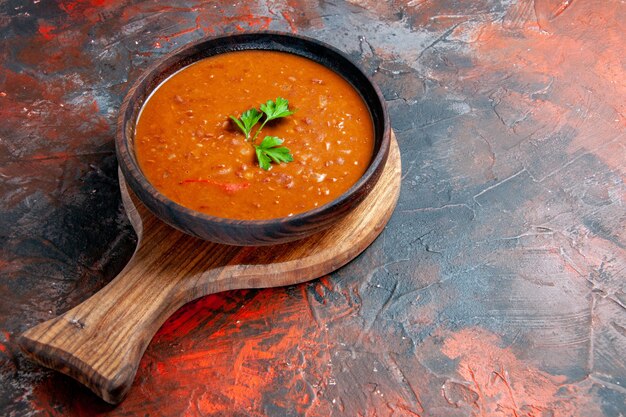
[{"x1": 135, "y1": 50, "x2": 374, "y2": 220}]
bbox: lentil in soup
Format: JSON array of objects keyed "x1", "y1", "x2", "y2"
[{"x1": 135, "y1": 50, "x2": 374, "y2": 220}]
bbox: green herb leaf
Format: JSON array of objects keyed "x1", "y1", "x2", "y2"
[
  {"x1": 230, "y1": 108, "x2": 262, "y2": 140},
  {"x1": 229, "y1": 116, "x2": 246, "y2": 134},
  {"x1": 258, "y1": 135, "x2": 283, "y2": 149},
  {"x1": 255, "y1": 147, "x2": 272, "y2": 170},
  {"x1": 260, "y1": 97, "x2": 294, "y2": 121},
  {"x1": 254, "y1": 136, "x2": 294, "y2": 170},
  {"x1": 241, "y1": 108, "x2": 263, "y2": 130}
]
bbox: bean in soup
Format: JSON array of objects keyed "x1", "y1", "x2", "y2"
[{"x1": 135, "y1": 50, "x2": 374, "y2": 220}]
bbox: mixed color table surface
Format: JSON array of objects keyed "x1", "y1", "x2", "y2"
[{"x1": 1, "y1": 1, "x2": 624, "y2": 416}]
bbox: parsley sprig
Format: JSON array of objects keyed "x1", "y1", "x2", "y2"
[
  {"x1": 230, "y1": 97, "x2": 294, "y2": 170},
  {"x1": 229, "y1": 109, "x2": 262, "y2": 141},
  {"x1": 255, "y1": 136, "x2": 294, "y2": 170}
]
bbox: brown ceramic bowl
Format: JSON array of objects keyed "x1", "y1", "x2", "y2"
[{"x1": 116, "y1": 32, "x2": 390, "y2": 246}]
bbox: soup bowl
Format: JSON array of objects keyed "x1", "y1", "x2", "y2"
[{"x1": 116, "y1": 32, "x2": 390, "y2": 246}]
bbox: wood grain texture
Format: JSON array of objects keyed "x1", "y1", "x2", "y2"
[{"x1": 18, "y1": 133, "x2": 401, "y2": 404}]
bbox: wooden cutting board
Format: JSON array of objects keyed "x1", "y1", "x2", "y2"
[{"x1": 19, "y1": 133, "x2": 401, "y2": 404}]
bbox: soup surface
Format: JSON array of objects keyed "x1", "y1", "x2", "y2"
[{"x1": 135, "y1": 50, "x2": 374, "y2": 220}]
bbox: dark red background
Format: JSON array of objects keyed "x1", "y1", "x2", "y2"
[{"x1": 1, "y1": 1, "x2": 625, "y2": 416}]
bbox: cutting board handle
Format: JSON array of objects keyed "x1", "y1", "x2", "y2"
[
  {"x1": 18, "y1": 174, "x2": 241, "y2": 403},
  {"x1": 18, "y1": 242, "x2": 193, "y2": 403}
]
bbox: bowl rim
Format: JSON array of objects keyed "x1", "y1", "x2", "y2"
[{"x1": 116, "y1": 31, "x2": 390, "y2": 229}]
